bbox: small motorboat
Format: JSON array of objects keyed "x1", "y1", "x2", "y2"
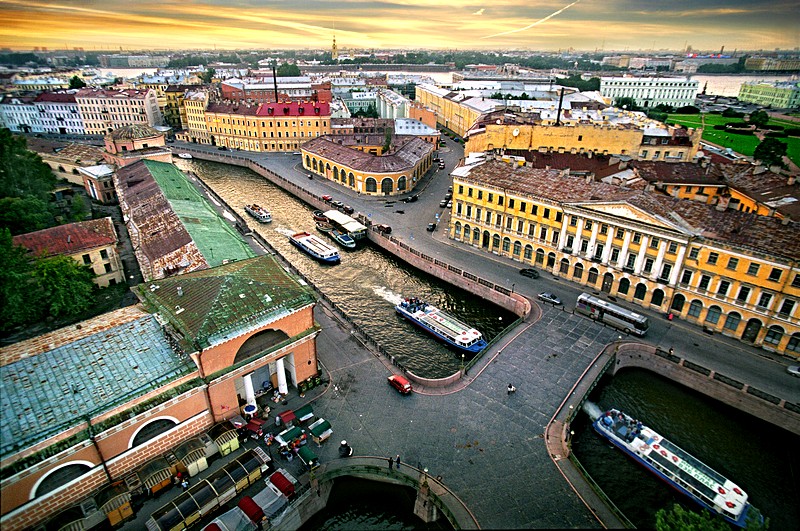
[{"x1": 177, "y1": 153, "x2": 192, "y2": 159}]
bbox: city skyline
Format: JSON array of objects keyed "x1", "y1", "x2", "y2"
[{"x1": 1, "y1": 0, "x2": 799, "y2": 53}]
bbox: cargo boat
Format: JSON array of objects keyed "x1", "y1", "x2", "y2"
[
  {"x1": 395, "y1": 297, "x2": 486, "y2": 354},
  {"x1": 289, "y1": 231, "x2": 340, "y2": 264}
]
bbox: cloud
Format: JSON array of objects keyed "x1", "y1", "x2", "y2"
[
  {"x1": 482, "y1": 0, "x2": 582, "y2": 39},
  {"x1": 473, "y1": 8, "x2": 484, "y2": 15}
]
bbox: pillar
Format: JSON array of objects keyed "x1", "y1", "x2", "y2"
[
  {"x1": 243, "y1": 373, "x2": 256, "y2": 407},
  {"x1": 276, "y1": 357, "x2": 289, "y2": 395}
]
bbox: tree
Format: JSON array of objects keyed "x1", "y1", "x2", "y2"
[
  {"x1": 0, "y1": 228, "x2": 43, "y2": 332},
  {"x1": 276, "y1": 62, "x2": 301, "y2": 77},
  {"x1": 33, "y1": 255, "x2": 95, "y2": 319},
  {"x1": 655, "y1": 504, "x2": 732, "y2": 531},
  {"x1": 749, "y1": 110, "x2": 770, "y2": 128},
  {"x1": 68, "y1": 75, "x2": 86, "y2": 89},
  {"x1": 200, "y1": 68, "x2": 216, "y2": 84},
  {"x1": 0, "y1": 197, "x2": 55, "y2": 235},
  {"x1": 0, "y1": 129, "x2": 57, "y2": 201},
  {"x1": 614, "y1": 97, "x2": 640, "y2": 111},
  {"x1": 754, "y1": 137, "x2": 788, "y2": 167}
]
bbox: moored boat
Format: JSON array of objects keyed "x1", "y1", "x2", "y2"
[
  {"x1": 177, "y1": 153, "x2": 192, "y2": 159},
  {"x1": 395, "y1": 297, "x2": 487, "y2": 354},
  {"x1": 312, "y1": 210, "x2": 328, "y2": 222},
  {"x1": 592, "y1": 408, "x2": 762, "y2": 528},
  {"x1": 289, "y1": 231, "x2": 340, "y2": 264},
  {"x1": 245, "y1": 204, "x2": 272, "y2": 223},
  {"x1": 328, "y1": 229, "x2": 356, "y2": 249},
  {"x1": 315, "y1": 221, "x2": 334, "y2": 233}
]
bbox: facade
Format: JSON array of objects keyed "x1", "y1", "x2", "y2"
[
  {"x1": 301, "y1": 135, "x2": 434, "y2": 195},
  {"x1": 376, "y1": 88, "x2": 409, "y2": 119},
  {"x1": 744, "y1": 57, "x2": 800, "y2": 71},
  {"x1": 33, "y1": 91, "x2": 85, "y2": 135},
  {"x1": 9, "y1": 77, "x2": 69, "y2": 93},
  {"x1": 0, "y1": 95, "x2": 42, "y2": 133},
  {"x1": 163, "y1": 84, "x2": 197, "y2": 130},
  {"x1": 340, "y1": 90, "x2": 378, "y2": 114},
  {"x1": 448, "y1": 158, "x2": 800, "y2": 357},
  {"x1": 738, "y1": 81, "x2": 800, "y2": 109},
  {"x1": 599, "y1": 76, "x2": 699, "y2": 108},
  {"x1": 465, "y1": 109, "x2": 701, "y2": 163},
  {"x1": 75, "y1": 88, "x2": 163, "y2": 135},
  {"x1": 12, "y1": 217, "x2": 125, "y2": 287},
  {"x1": 78, "y1": 164, "x2": 117, "y2": 204},
  {"x1": 25, "y1": 137, "x2": 106, "y2": 186},
  {"x1": 103, "y1": 124, "x2": 172, "y2": 167},
  {"x1": 181, "y1": 88, "x2": 211, "y2": 144},
  {"x1": 220, "y1": 77, "x2": 315, "y2": 103},
  {"x1": 415, "y1": 83, "x2": 497, "y2": 137}
]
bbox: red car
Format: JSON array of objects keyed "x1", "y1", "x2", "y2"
[
  {"x1": 388, "y1": 374, "x2": 412, "y2": 394},
  {"x1": 322, "y1": 195, "x2": 333, "y2": 202}
]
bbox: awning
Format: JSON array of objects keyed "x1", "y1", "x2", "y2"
[
  {"x1": 309, "y1": 419, "x2": 331, "y2": 438},
  {"x1": 298, "y1": 446, "x2": 318, "y2": 468},
  {"x1": 278, "y1": 410, "x2": 296, "y2": 425},
  {"x1": 237, "y1": 495, "x2": 264, "y2": 524},
  {"x1": 294, "y1": 404, "x2": 313, "y2": 423},
  {"x1": 269, "y1": 471, "x2": 295, "y2": 497}
]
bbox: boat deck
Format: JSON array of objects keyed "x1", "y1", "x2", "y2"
[
  {"x1": 414, "y1": 307, "x2": 473, "y2": 339},
  {"x1": 292, "y1": 233, "x2": 338, "y2": 258}
]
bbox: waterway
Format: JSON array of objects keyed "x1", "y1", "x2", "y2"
[
  {"x1": 571, "y1": 368, "x2": 800, "y2": 530},
  {"x1": 175, "y1": 159, "x2": 515, "y2": 379}
]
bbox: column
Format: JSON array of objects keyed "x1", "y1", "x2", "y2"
[
  {"x1": 619, "y1": 230, "x2": 632, "y2": 268},
  {"x1": 276, "y1": 357, "x2": 289, "y2": 395},
  {"x1": 651, "y1": 240, "x2": 667, "y2": 281},
  {"x1": 557, "y1": 217, "x2": 569, "y2": 250},
  {"x1": 586, "y1": 222, "x2": 600, "y2": 259},
  {"x1": 601, "y1": 228, "x2": 614, "y2": 264},
  {"x1": 669, "y1": 245, "x2": 687, "y2": 286},
  {"x1": 243, "y1": 373, "x2": 256, "y2": 407},
  {"x1": 633, "y1": 234, "x2": 649, "y2": 275},
  {"x1": 572, "y1": 218, "x2": 584, "y2": 255}
]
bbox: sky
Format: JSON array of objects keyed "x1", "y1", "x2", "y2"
[{"x1": 1, "y1": 0, "x2": 798, "y2": 53}]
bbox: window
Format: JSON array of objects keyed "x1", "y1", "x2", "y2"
[
  {"x1": 82, "y1": 254, "x2": 91, "y2": 265},
  {"x1": 737, "y1": 286, "x2": 750, "y2": 303},
  {"x1": 747, "y1": 262, "x2": 760, "y2": 276},
  {"x1": 585, "y1": 220, "x2": 593, "y2": 230},
  {"x1": 632, "y1": 233, "x2": 641, "y2": 244},
  {"x1": 485, "y1": 211, "x2": 491, "y2": 223},
  {"x1": 543, "y1": 208, "x2": 550, "y2": 219},
  {"x1": 723, "y1": 312, "x2": 741, "y2": 331},
  {"x1": 508, "y1": 198, "x2": 514, "y2": 209},
  {"x1": 625, "y1": 253, "x2": 636, "y2": 269},
  {"x1": 698, "y1": 275, "x2": 711, "y2": 291},
  {"x1": 104, "y1": 263, "x2": 112, "y2": 273},
  {"x1": 505, "y1": 217, "x2": 512, "y2": 230},
  {"x1": 570, "y1": 216, "x2": 578, "y2": 227},
  {"x1": 468, "y1": 187, "x2": 473, "y2": 197},
  {"x1": 487, "y1": 193, "x2": 492, "y2": 202},
  {"x1": 643, "y1": 258, "x2": 654, "y2": 273},
  {"x1": 681, "y1": 270, "x2": 693, "y2": 285},
  {"x1": 660, "y1": 263, "x2": 672, "y2": 281},
  {"x1": 520, "y1": 201, "x2": 526, "y2": 213},
  {"x1": 555, "y1": 212, "x2": 562, "y2": 222},
  {"x1": 726, "y1": 257, "x2": 739, "y2": 271},
  {"x1": 539, "y1": 227, "x2": 548, "y2": 240},
  {"x1": 706, "y1": 306, "x2": 721, "y2": 325},
  {"x1": 477, "y1": 190, "x2": 483, "y2": 200},
  {"x1": 498, "y1": 196, "x2": 504, "y2": 206},
  {"x1": 517, "y1": 220, "x2": 523, "y2": 232},
  {"x1": 667, "y1": 242, "x2": 677, "y2": 254},
  {"x1": 707, "y1": 252, "x2": 719, "y2": 265},
  {"x1": 757, "y1": 293, "x2": 772, "y2": 309},
  {"x1": 768, "y1": 268, "x2": 782, "y2": 282},
  {"x1": 616, "y1": 228, "x2": 624, "y2": 239},
  {"x1": 717, "y1": 280, "x2": 730, "y2": 297},
  {"x1": 600, "y1": 224, "x2": 608, "y2": 235},
  {"x1": 580, "y1": 240, "x2": 589, "y2": 253},
  {"x1": 531, "y1": 205, "x2": 538, "y2": 215},
  {"x1": 610, "y1": 248, "x2": 620, "y2": 262},
  {"x1": 566, "y1": 235, "x2": 574, "y2": 249},
  {"x1": 458, "y1": 185, "x2": 464, "y2": 194},
  {"x1": 650, "y1": 237, "x2": 659, "y2": 249},
  {"x1": 100, "y1": 249, "x2": 108, "y2": 260},
  {"x1": 466, "y1": 205, "x2": 472, "y2": 217},
  {"x1": 764, "y1": 326, "x2": 783, "y2": 346},
  {"x1": 779, "y1": 299, "x2": 795, "y2": 317},
  {"x1": 687, "y1": 300, "x2": 702, "y2": 318},
  {"x1": 688, "y1": 247, "x2": 700, "y2": 260}
]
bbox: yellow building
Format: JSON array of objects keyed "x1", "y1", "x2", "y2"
[
  {"x1": 415, "y1": 83, "x2": 495, "y2": 138},
  {"x1": 450, "y1": 158, "x2": 800, "y2": 357},
  {"x1": 181, "y1": 88, "x2": 211, "y2": 144},
  {"x1": 301, "y1": 135, "x2": 434, "y2": 195}
]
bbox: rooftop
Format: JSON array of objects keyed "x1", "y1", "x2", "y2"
[
  {"x1": 302, "y1": 135, "x2": 433, "y2": 174},
  {"x1": 13, "y1": 217, "x2": 117, "y2": 257},
  {"x1": 107, "y1": 124, "x2": 162, "y2": 141}
]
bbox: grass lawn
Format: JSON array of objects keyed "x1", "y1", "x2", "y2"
[{"x1": 667, "y1": 113, "x2": 800, "y2": 166}]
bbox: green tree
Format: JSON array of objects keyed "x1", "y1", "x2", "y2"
[
  {"x1": 0, "y1": 197, "x2": 55, "y2": 234},
  {"x1": 383, "y1": 128, "x2": 393, "y2": 153},
  {"x1": 68, "y1": 75, "x2": 86, "y2": 89},
  {"x1": 0, "y1": 228, "x2": 43, "y2": 332},
  {"x1": 276, "y1": 62, "x2": 301, "y2": 77},
  {"x1": 749, "y1": 110, "x2": 770, "y2": 128},
  {"x1": 754, "y1": 137, "x2": 788, "y2": 167},
  {"x1": 200, "y1": 68, "x2": 216, "y2": 84},
  {"x1": 33, "y1": 255, "x2": 95, "y2": 319},
  {"x1": 614, "y1": 97, "x2": 640, "y2": 111},
  {"x1": 0, "y1": 129, "x2": 57, "y2": 201},
  {"x1": 655, "y1": 504, "x2": 731, "y2": 531}
]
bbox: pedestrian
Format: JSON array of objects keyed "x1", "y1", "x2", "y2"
[
  {"x1": 507, "y1": 383, "x2": 516, "y2": 395},
  {"x1": 388, "y1": 456, "x2": 393, "y2": 470},
  {"x1": 395, "y1": 454, "x2": 401, "y2": 469},
  {"x1": 669, "y1": 347, "x2": 674, "y2": 356},
  {"x1": 181, "y1": 479, "x2": 189, "y2": 491}
]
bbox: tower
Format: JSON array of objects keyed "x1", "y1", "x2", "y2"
[{"x1": 332, "y1": 33, "x2": 338, "y2": 61}]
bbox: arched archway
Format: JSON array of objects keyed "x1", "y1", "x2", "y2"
[
  {"x1": 397, "y1": 176, "x2": 407, "y2": 191},
  {"x1": 670, "y1": 293, "x2": 685, "y2": 312},
  {"x1": 633, "y1": 283, "x2": 647, "y2": 300},
  {"x1": 381, "y1": 178, "x2": 393, "y2": 194},
  {"x1": 546, "y1": 252, "x2": 556, "y2": 268},
  {"x1": 572, "y1": 262, "x2": 583, "y2": 280},
  {"x1": 348, "y1": 173, "x2": 355, "y2": 187},
  {"x1": 236, "y1": 329, "x2": 290, "y2": 364},
  {"x1": 559, "y1": 258, "x2": 570, "y2": 274},
  {"x1": 312, "y1": 159, "x2": 318, "y2": 171},
  {"x1": 33, "y1": 462, "x2": 93, "y2": 499},
  {"x1": 742, "y1": 318, "x2": 761, "y2": 343},
  {"x1": 365, "y1": 178, "x2": 377, "y2": 193},
  {"x1": 332, "y1": 167, "x2": 340, "y2": 181},
  {"x1": 651, "y1": 289, "x2": 665, "y2": 307},
  {"x1": 482, "y1": 231, "x2": 490, "y2": 248},
  {"x1": 618, "y1": 277, "x2": 631, "y2": 295},
  {"x1": 305, "y1": 155, "x2": 311, "y2": 167},
  {"x1": 131, "y1": 417, "x2": 179, "y2": 448},
  {"x1": 602, "y1": 272, "x2": 614, "y2": 293}
]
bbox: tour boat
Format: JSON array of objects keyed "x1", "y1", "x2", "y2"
[
  {"x1": 245, "y1": 204, "x2": 272, "y2": 223},
  {"x1": 328, "y1": 229, "x2": 356, "y2": 249},
  {"x1": 289, "y1": 231, "x2": 340, "y2": 264},
  {"x1": 592, "y1": 408, "x2": 762, "y2": 528},
  {"x1": 177, "y1": 153, "x2": 192, "y2": 159},
  {"x1": 395, "y1": 297, "x2": 487, "y2": 354}
]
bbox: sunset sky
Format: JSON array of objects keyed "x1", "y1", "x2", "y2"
[{"x1": 1, "y1": 0, "x2": 798, "y2": 53}]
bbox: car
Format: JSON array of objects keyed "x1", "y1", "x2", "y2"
[
  {"x1": 788, "y1": 365, "x2": 800, "y2": 377},
  {"x1": 444, "y1": 192, "x2": 452, "y2": 200},
  {"x1": 439, "y1": 200, "x2": 448, "y2": 208},
  {"x1": 426, "y1": 222, "x2": 437, "y2": 232},
  {"x1": 217, "y1": 146, "x2": 228, "y2": 150},
  {"x1": 375, "y1": 224, "x2": 392, "y2": 234},
  {"x1": 342, "y1": 205, "x2": 355, "y2": 214},
  {"x1": 538, "y1": 292, "x2": 562, "y2": 305},
  {"x1": 403, "y1": 194, "x2": 419, "y2": 203},
  {"x1": 292, "y1": 151, "x2": 301, "y2": 155},
  {"x1": 321, "y1": 194, "x2": 333, "y2": 202},
  {"x1": 388, "y1": 374, "x2": 412, "y2": 394},
  {"x1": 446, "y1": 201, "x2": 452, "y2": 208},
  {"x1": 519, "y1": 268, "x2": 539, "y2": 279},
  {"x1": 331, "y1": 200, "x2": 343, "y2": 208},
  {"x1": 447, "y1": 186, "x2": 453, "y2": 193}
]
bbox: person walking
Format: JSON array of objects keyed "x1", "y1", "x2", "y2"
[
  {"x1": 388, "y1": 456, "x2": 393, "y2": 470},
  {"x1": 507, "y1": 383, "x2": 516, "y2": 395},
  {"x1": 395, "y1": 455, "x2": 401, "y2": 469}
]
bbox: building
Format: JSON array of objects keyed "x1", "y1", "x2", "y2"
[
  {"x1": 738, "y1": 81, "x2": 800, "y2": 109},
  {"x1": 33, "y1": 91, "x2": 84, "y2": 135},
  {"x1": 25, "y1": 137, "x2": 106, "y2": 187},
  {"x1": 376, "y1": 88, "x2": 409, "y2": 119},
  {"x1": 12, "y1": 217, "x2": 125, "y2": 287},
  {"x1": 0, "y1": 95, "x2": 42, "y2": 133},
  {"x1": 220, "y1": 77, "x2": 315, "y2": 103},
  {"x1": 9, "y1": 77, "x2": 69, "y2": 93},
  {"x1": 103, "y1": 124, "x2": 172, "y2": 167},
  {"x1": 414, "y1": 83, "x2": 497, "y2": 138},
  {"x1": 78, "y1": 164, "x2": 117, "y2": 203},
  {"x1": 465, "y1": 108, "x2": 701, "y2": 163},
  {"x1": 448, "y1": 158, "x2": 800, "y2": 357},
  {"x1": 75, "y1": 87, "x2": 163, "y2": 136},
  {"x1": 599, "y1": 76, "x2": 699, "y2": 108},
  {"x1": 180, "y1": 88, "x2": 212, "y2": 144},
  {"x1": 163, "y1": 84, "x2": 198, "y2": 130},
  {"x1": 301, "y1": 135, "x2": 434, "y2": 195},
  {"x1": 340, "y1": 90, "x2": 378, "y2": 114},
  {"x1": 744, "y1": 57, "x2": 800, "y2": 72}
]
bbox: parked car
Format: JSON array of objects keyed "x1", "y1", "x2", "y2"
[
  {"x1": 321, "y1": 195, "x2": 333, "y2": 202},
  {"x1": 439, "y1": 200, "x2": 448, "y2": 208},
  {"x1": 788, "y1": 365, "x2": 800, "y2": 377},
  {"x1": 519, "y1": 268, "x2": 539, "y2": 279},
  {"x1": 444, "y1": 192, "x2": 452, "y2": 200},
  {"x1": 375, "y1": 224, "x2": 392, "y2": 234},
  {"x1": 217, "y1": 146, "x2": 228, "y2": 151},
  {"x1": 331, "y1": 200, "x2": 344, "y2": 208},
  {"x1": 426, "y1": 222, "x2": 437, "y2": 232},
  {"x1": 388, "y1": 374, "x2": 413, "y2": 394},
  {"x1": 403, "y1": 194, "x2": 419, "y2": 203},
  {"x1": 538, "y1": 292, "x2": 562, "y2": 305},
  {"x1": 342, "y1": 205, "x2": 355, "y2": 214},
  {"x1": 446, "y1": 201, "x2": 452, "y2": 208}
]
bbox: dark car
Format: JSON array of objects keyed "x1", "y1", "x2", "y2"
[
  {"x1": 403, "y1": 194, "x2": 419, "y2": 203},
  {"x1": 519, "y1": 268, "x2": 539, "y2": 279},
  {"x1": 388, "y1": 374, "x2": 412, "y2": 394},
  {"x1": 217, "y1": 146, "x2": 228, "y2": 151},
  {"x1": 342, "y1": 205, "x2": 355, "y2": 214},
  {"x1": 444, "y1": 192, "x2": 452, "y2": 200},
  {"x1": 426, "y1": 222, "x2": 437, "y2": 232},
  {"x1": 375, "y1": 224, "x2": 392, "y2": 234},
  {"x1": 330, "y1": 200, "x2": 344, "y2": 208},
  {"x1": 439, "y1": 200, "x2": 448, "y2": 208}
]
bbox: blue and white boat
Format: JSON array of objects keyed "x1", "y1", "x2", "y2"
[
  {"x1": 328, "y1": 229, "x2": 356, "y2": 249},
  {"x1": 245, "y1": 204, "x2": 272, "y2": 223},
  {"x1": 395, "y1": 297, "x2": 487, "y2": 354},
  {"x1": 289, "y1": 231, "x2": 340, "y2": 264},
  {"x1": 592, "y1": 408, "x2": 762, "y2": 528}
]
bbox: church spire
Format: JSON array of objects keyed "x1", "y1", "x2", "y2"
[{"x1": 332, "y1": 29, "x2": 338, "y2": 61}]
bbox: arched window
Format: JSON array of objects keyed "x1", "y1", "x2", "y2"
[
  {"x1": 348, "y1": 173, "x2": 355, "y2": 187},
  {"x1": 397, "y1": 176, "x2": 407, "y2": 191},
  {"x1": 786, "y1": 333, "x2": 800, "y2": 354},
  {"x1": 312, "y1": 159, "x2": 318, "y2": 171},
  {"x1": 366, "y1": 177, "x2": 377, "y2": 193},
  {"x1": 705, "y1": 305, "x2": 722, "y2": 325},
  {"x1": 764, "y1": 325, "x2": 784, "y2": 346},
  {"x1": 381, "y1": 178, "x2": 393, "y2": 194},
  {"x1": 559, "y1": 258, "x2": 570, "y2": 274},
  {"x1": 618, "y1": 278, "x2": 630, "y2": 295},
  {"x1": 35, "y1": 463, "x2": 92, "y2": 498},
  {"x1": 131, "y1": 418, "x2": 178, "y2": 447},
  {"x1": 454, "y1": 222, "x2": 462, "y2": 237},
  {"x1": 723, "y1": 312, "x2": 741, "y2": 331},
  {"x1": 524, "y1": 245, "x2": 533, "y2": 260},
  {"x1": 687, "y1": 300, "x2": 703, "y2": 318},
  {"x1": 473, "y1": 227, "x2": 480, "y2": 241},
  {"x1": 305, "y1": 155, "x2": 311, "y2": 166},
  {"x1": 547, "y1": 252, "x2": 556, "y2": 268},
  {"x1": 535, "y1": 249, "x2": 544, "y2": 265},
  {"x1": 502, "y1": 237, "x2": 510, "y2": 252},
  {"x1": 573, "y1": 262, "x2": 584, "y2": 279},
  {"x1": 513, "y1": 241, "x2": 521, "y2": 256},
  {"x1": 671, "y1": 293, "x2": 685, "y2": 312},
  {"x1": 492, "y1": 234, "x2": 501, "y2": 249},
  {"x1": 633, "y1": 283, "x2": 646, "y2": 300},
  {"x1": 587, "y1": 267, "x2": 599, "y2": 285},
  {"x1": 651, "y1": 289, "x2": 665, "y2": 307}
]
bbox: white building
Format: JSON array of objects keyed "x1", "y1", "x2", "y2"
[
  {"x1": 0, "y1": 95, "x2": 42, "y2": 133},
  {"x1": 34, "y1": 91, "x2": 85, "y2": 135},
  {"x1": 600, "y1": 76, "x2": 699, "y2": 108},
  {"x1": 75, "y1": 87, "x2": 163, "y2": 135},
  {"x1": 376, "y1": 89, "x2": 409, "y2": 119}
]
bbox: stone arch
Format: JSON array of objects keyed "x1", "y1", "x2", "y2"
[
  {"x1": 559, "y1": 258, "x2": 570, "y2": 274},
  {"x1": 236, "y1": 329, "x2": 290, "y2": 364},
  {"x1": 587, "y1": 267, "x2": 599, "y2": 285},
  {"x1": 524, "y1": 244, "x2": 533, "y2": 261},
  {"x1": 32, "y1": 461, "x2": 94, "y2": 499},
  {"x1": 633, "y1": 283, "x2": 647, "y2": 300},
  {"x1": 764, "y1": 325, "x2": 784, "y2": 347},
  {"x1": 651, "y1": 288, "x2": 665, "y2": 307},
  {"x1": 365, "y1": 177, "x2": 377, "y2": 193},
  {"x1": 397, "y1": 176, "x2": 407, "y2": 191},
  {"x1": 742, "y1": 318, "x2": 761, "y2": 343},
  {"x1": 130, "y1": 417, "x2": 179, "y2": 448},
  {"x1": 573, "y1": 262, "x2": 584, "y2": 280},
  {"x1": 381, "y1": 178, "x2": 393, "y2": 194},
  {"x1": 618, "y1": 277, "x2": 631, "y2": 295},
  {"x1": 670, "y1": 293, "x2": 686, "y2": 312}
]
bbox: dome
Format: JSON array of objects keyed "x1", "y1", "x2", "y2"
[{"x1": 107, "y1": 124, "x2": 161, "y2": 141}]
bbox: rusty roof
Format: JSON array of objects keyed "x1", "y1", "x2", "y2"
[
  {"x1": 302, "y1": 135, "x2": 433, "y2": 174},
  {"x1": 13, "y1": 217, "x2": 117, "y2": 257},
  {"x1": 633, "y1": 161, "x2": 722, "y2": 186}
]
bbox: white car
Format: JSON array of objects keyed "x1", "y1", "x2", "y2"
[
  {"x1": 788, "y1": 365, "x2": 800, "y2": 377},
  {"x1": 538, "y1": 292, "x2": 562, "y2": 305}
]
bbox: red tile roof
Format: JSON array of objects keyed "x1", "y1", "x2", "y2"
[
  {"x1": 13, "y1": 218, "x2": 117, "y2": 257},
  {"x1": 34, "y1": 91, "x2": 77, "y2": 103},
  {"x1": 257, "y1": 100, "x2": 329, "y2": 117}
]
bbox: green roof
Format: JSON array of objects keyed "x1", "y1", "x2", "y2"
[
  {"x1": 136, "y1": 255, "x2": 315, "y2": 349},
  {"x1": 143, "y1": 159, "x2": 255, "y2": 266}
]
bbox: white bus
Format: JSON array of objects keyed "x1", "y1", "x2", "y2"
[{"x1": 575, "y1": 293, "x2": 649, "y2": 336}]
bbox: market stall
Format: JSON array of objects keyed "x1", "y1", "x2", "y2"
[
  {"x1": 173, "y1": 438, "x2": 209, "y2": 477},
  {"x1": 207, "y1": 421, "x2": 240, "y2": 457},
  {"x1": 308, "y1": 418, "x2": 333, "y2": 446}
]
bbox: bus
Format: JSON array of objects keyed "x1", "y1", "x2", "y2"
[{"x1": 575, "y1": 293, "x2": 649, "y2": 336}]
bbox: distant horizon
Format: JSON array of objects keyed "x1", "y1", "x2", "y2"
[{"x1": 1, "y1": 1, "x2": 798, "y2": 53}]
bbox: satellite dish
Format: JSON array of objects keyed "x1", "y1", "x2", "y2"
[
  {"x1": 697, "y1": 151, "x2": 705, "y2": 158},
  {"x1": 512, "y1": 128, "x2": 520, "y2": 137}
]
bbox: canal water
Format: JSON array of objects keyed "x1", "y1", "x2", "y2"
[
  {"x1": 571, "y1": 368, "x2": 800, "y2": 530},
  {"x1": 175, "y1": 159, "x2": 515, "y2": 379}
]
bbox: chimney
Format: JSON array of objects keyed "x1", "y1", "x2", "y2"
[
  {"x1": 789, "y1": 175, "x2": 796, "y2": 185},
  {"x1": 67, "y1": 235, "x2": 72, "y2": 243}
]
